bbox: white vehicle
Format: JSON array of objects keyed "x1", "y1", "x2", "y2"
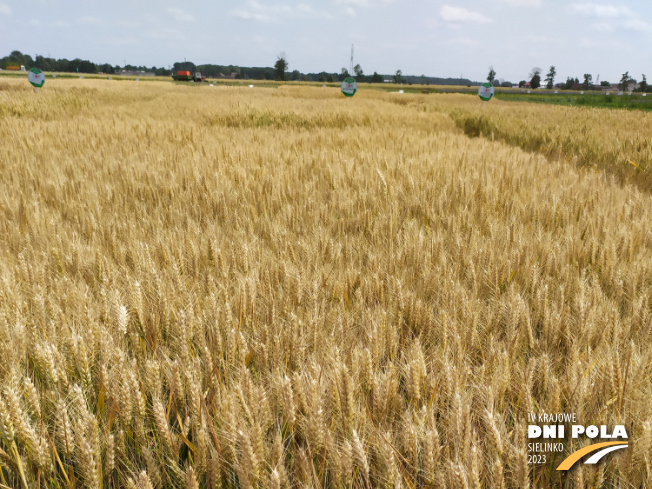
[{"x1": 20, "y1": 65, "x2": 26, "y2": 71}]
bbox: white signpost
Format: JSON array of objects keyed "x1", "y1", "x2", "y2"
[
  {"x1": 478, "y1": 82, "x2": 494, "y2": 102},
  {"x1": 28, "y1": 68, "x2": 45, "y2": 91},
  {"x1": 341, "y1": 77, "x2": 357, "y2": 97}
]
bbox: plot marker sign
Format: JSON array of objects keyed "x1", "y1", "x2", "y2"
[
  {"x1": 28, "y1": 68, "x2": 45, "y2": 88},
  {"x1": 341, "y1": 77, "x2": 357, "y2": 97},
  {"x1": 478, "y1": 82, "x2": 494, "y2": 102}
]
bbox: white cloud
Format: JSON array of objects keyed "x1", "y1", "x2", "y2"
[
  {"x1": 28, "y1": 18, "x2": 40, "y2": 26},
  {"x1": 230, "y1": 1, "x2": 333, "y2": 23},
  {"x1": 147, "y1": 28, "x2": 185, "y2": 41},
  {"x1": 580, "y1": 37, "x2": 602, "y2": 47},
  {"x1": 116, "y1": 20, "x2": 141, "y2": 28},
  {"x1": 499, "y1": 0, "x2": 541, "y2": 5},
  {"x1": 589, "y1": 21, "x2": 614, "y2": 31},
  {"x1": 579, "y1": 36, "x2": 629, "y2": 54},
  {"x1": 440, "y1": 5, "x2": 492, "y2": 23},
  {"x1": 334, "y1": 0, "x2": 396, "y2": 15},
  {"x1": 166, "y1": 7, "x2": 194, "y2": 22},
  {"x1": 105, "y1": 35, "x2": 140, "y2": 46},
  {"x1": 444, "y1": 37, "x2": 480, "y2": 47},
  {"x1": 231, "y1": 9, "x2": 268, "y2": 21},
  {"x1": 335, "y1": 0, "x2": 368, "y2": 5},
  {"x1": 0, "y1": 3, "x2": 11, "y2": 15},
  {"x1": 295, "y1": 3, "x2": 333, "y2": 18},
  {"x1": 570, "y1": 3, "x2": 651, "y2": 31},
  {"x1": 334, "y1": 0, "x2": 396, "y2": 6},
  {"x1": 569, "y1": 2, "x2": 631, "y2": 18},
  {"x1": 80, "y1": 16, "x2": 102, "y2": 24},
  {"x1": 520, "y1": 34, "x2": 560, "y2": 43},
  {"x1": 623, "y1": 18, "x2": 652, "y2": 32}
]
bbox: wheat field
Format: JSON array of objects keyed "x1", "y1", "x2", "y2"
[
  {"x1": 0, "y1": 78, "x2": 650, "y2": 488},
  {"x1": 443, "y1": 95, "x2": 652, "y2": 188}
]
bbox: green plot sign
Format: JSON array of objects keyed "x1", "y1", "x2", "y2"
[
  {"x1": 28, "y1": 68, "x2": 45, "y2": 88},
  {"x1": 341, "y1": 77, "x2": 357, "y2": 97},
  {"x1": 478, "y1": 82, "x2": 494, "y2": 102}
]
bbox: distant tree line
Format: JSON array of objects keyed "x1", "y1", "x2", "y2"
[
  {"x1": 8, "y1": 49, "x2": 652, "y2": 92},
  {"x1": 488, "y1": 64, "x2": 652, "y2": 93},
  {"x1": 3, "y1": 50, "x2": 481, "y2": 85},
  {"x1": 2, "y1": 50, "x2": 171, "y2": 75}
]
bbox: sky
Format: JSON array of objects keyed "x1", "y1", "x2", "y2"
[{"x1": 1, "y1": 0, "x2": 652, "y2": 83}]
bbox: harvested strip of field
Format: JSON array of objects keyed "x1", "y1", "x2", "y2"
[{"x1": 0, "y1": 78, "x2": 650, "y2": 488}]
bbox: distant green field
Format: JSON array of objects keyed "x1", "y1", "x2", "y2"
[{"x1": 495, "y1": 91, "x2": 652, "y2": 110}]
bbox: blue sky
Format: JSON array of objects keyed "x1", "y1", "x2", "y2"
[{"x1": 1, "y1": 0, "x2": 651, "y2": 83}]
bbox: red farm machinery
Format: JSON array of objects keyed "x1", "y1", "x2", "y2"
[{"x1": 172, "y1": 70, "x2": 206, "y2": 82}]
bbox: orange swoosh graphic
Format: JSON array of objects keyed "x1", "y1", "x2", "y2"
[{"x1": 556, "y1": 442, "x2": 628, "y2": 471}]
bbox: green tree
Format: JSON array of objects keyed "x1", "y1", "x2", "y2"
[
  {"x1": 371, "y1": 72, "x2": 383, "y2": 83},
  {"x1": 174, "y1": 61, "x2": 196, "y2": 73},
  {"x1": 34, "y1": 55, "x2": 55, "y2": 72},
  {"x1": 619, "y1": 71, "x2": 631, "y2": 92},
  {"x1": 154, "y1": 67, "x2": 171, "y2": 76},
  {"x1": 529, "y1": 67, "x2": 542, "y2": 89},
  {"x1": 487, "y1": 66, "x2": 496, "y2": 83},
  {"x1": 327, "y1": 74, "x2": 334, "y2": 83},
  {"x1": 583, "y1": 73, "x2": 592, "y2": 90},
  {"x1": 518, "y1": 80, "x2": 526, "y2": 88},
  {"x1": 639, "y1": 74, "x2": 648, "y2": 92},
  {"x1": 274, "y1": 53, "x2": 288, "y2": 81},
  {"x1": 354, "y1": 64, "x2": 363, "y2": 78},
  {"x1": 4, "y1": 50, "x2": 34, "y2": 68},
  {"x1": 394, "y1": 69, "x2": 403, "y2": 84},
  {"x1": 545, "y1": 66, "x2": 556, "y2": 89},
  {"x1": 338, "y1": 68, "x2": 349, "y2": 82}
]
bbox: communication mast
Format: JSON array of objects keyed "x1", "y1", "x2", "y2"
[{"x1": 350, "y1": 44, "x2": 354, "y2": 75}]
